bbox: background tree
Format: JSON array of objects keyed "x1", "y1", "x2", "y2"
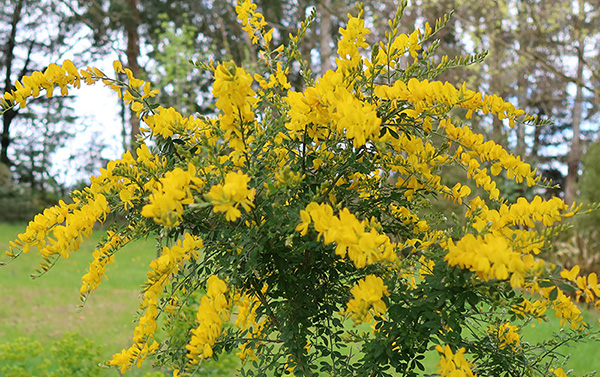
[
  {"x1": 0, "y1": 0, "x2": 97, "y2": 216},
  {"x1": 454, "y1": 0, "x2": 599, "y2": 203},
  {"x1": 0, "y1": 0, "x2": 81, "y2": 166}
]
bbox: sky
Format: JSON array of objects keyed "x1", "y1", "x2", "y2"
[
  {"x1": 20, "y1": 3, "x2": 132, "y2": 188},
  {"x1": 51, "y1": 58, "x2": 124, "y2": 186}
]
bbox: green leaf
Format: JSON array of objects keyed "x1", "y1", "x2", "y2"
[
  {"x1": 548, "y1": 287, "x2": 558, "y2": 301},
  {"x1": 538, "y1": 280, "x2": 555, "y2": 288}
]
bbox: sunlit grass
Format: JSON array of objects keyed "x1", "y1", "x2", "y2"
[{"x1": 0, "y1": 222, "x2": 163, "y2": 376}]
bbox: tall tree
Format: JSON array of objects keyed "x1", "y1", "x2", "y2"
[
  {"x1": 1, "y1": 0, "x2": 83, "y2": 174},
  {"x1": 564, "y1": 0, "x2": 587, "y2": 204},
  {"x1": 124, "y1": 0, "x2": 141, "y2": 151},
  {"x1": 427, "y1": 0, "x2": 600, "y2": 202},
  {"x1": 1, "y1": 0, "x2": 26, "y2": 165}
]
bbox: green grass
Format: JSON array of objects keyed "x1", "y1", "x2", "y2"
[
  {"x1": 0, "y1": 222, "x2": 164, "y2": 376},
  {"x1": 520, "y1": 309, "x2": 600, "y2": 376},
  {"x1": 1, "y1": 222, "x2": 599, "y2": 376},
  {"x1": 416, "y1": 313, "x2": 600, "y2": 376}
]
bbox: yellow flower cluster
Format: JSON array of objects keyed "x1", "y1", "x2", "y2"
[
  {"x1": 346, "y1": 275, "x2": 389, "y2": 323},
  {"x1": 445, "y1": 232, "x2": 543, "y2": 288},
  {"x1": 335, "y1": 88, "x2": 382, "y2": 148},
  {"x1": 235, "y1": 293, "x2": 258, "y2": 330},
  {"x1": 0, "y1": 58, "x2": 157, "y2": 120},
  {"x1": 205, "y1": 171, "x2": 256, "y2": 221},
  {"x1": 285, "y1": 78, "x2": 335, "y2": 142},
  {"x1": 444, "y1": 194, "x2": 577, "y2": 295},
  {"x1": 234, "y1": 288, "x2": 267, "y2": 362},
  {"x1": 435, "y1": 345, "x2": 476, "y2": 377},
  {"x1": 489, "y1": 322, "x2": 521, "y2": 351},
  {"x1": 375, "y1": 79, "x2": 525, "y2": 127},
  {"x1": 560, "y1": 265, "x2": 600, "y2": 309},
  {"x1": 512, "y1": 298, "x2": 547, "y2": 320},
  {"x1": 514, "y1": 277, "x2": 585, "y2": 330},
  {"x1": 141, "y1": 164, "x2": 204, "y2": 228},
  {"x1": 254, "y1": 62, "x2": 291, "y2": 93},
  {"x1": 383, "y1": 133, "x2": 446, "y2": 201},
  {"x1": 470, "y1": 196, "x2": 573, "y2": 232},
  {"x1": 213, "y1": 61, "x2": 257, "y2": 154},
  {"x1": 380, "y1": 29, "x2": 422, "y2": 64},
  {"x1": 187, "y1": 275, "x2": 231, "y2": 363},
  {"x1": 336, "y1": 12, "x2": 370, "y2": 71},
  {"x1": 1, "y1": 60, "x2": 81, "y2": 110},
  {"x1": 108, "y1": 233, "x2": 203, "y2": 372},
  {"x1": 375, "y1": 78, "x2": 458, "y2": 114},
  {"x1": 235, "y1": 0, "x2": 271, "y2": 45},
  {"x1": 109, "y1": 341, "x2": 159, "y2": 374},
  {"x1": 8, "y1": 194, "x2": 108, "y2": 263},
  {"x1": 549, "y1": 289, "x2": 584, "y2": 329},
  {"x1": 296, "y1": 202, "x2": 397, "y2": 268},
  {"x1": 142, "y1": 106, "x2": 206, "y2": 139},
  {"x1": 80, "y1": 229, "x2": 132, "y2": 299},
  {"x1": 285, "y1": 70, "x2": 382, "y2": 148},
  {"x1": 442, "y1": 120, "x2": 537, "y2": 189}
]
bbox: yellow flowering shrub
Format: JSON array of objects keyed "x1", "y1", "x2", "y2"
[{"x1": 2, "y1": 1, "x2": 599, "y2": 376}]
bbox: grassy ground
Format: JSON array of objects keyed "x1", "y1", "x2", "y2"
[
  {"x1": 0, "y1": 222, "x2": 162, "y2": 376},
  {"x1": 416, "y1": 311, "x2": 600, "y2": 376},
  {"x1": 521, "y1": 310, "x2": 600, "y2": 376},
  {"x1": 1, "y1": 221, "x2": 599, "y2": 376}
]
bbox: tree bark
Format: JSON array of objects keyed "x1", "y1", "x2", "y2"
[
  {"x1": 515, "y1": 0, "x2": 530, "y2": 158},
  {"x1": 125, "y1": 0, "x2": 141, "y2": 155},
  {"x1": 565, "y1": 45, "x2": 584, "y2": 205},
  {"x1": 564, "y1": 0, "x2": 585, "y2": 205},
  {"x1": 318, "y1": 0, "x2": 333, "y2": 74},
  {"x1": 1, "y1": 0, "x2": 24, "y2": 166},
  {"x1": 489, "y1": 1, "x2": 508, "y2": 147}
]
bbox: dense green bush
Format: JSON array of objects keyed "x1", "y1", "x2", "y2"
[
  {"x1": 0, "y1": 162, "x2": 65, "y2": 222},
  {"x1": 0, "y1": 333, "x2": 102, "y2": 377}
]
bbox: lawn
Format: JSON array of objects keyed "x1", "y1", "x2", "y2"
[
  {"x1": 0, "y1": 222, "x2": 164, "y2": 376},
  {"x1": 0, "y1": 221, "x2": 599, "y2": 376}
]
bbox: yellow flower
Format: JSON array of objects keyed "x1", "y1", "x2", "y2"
[
  {"x1": 336, "y1": 13, "x2": 370, "y2": 71},
  {"x1": 186, "y1": 275, "x2": 231, "y2": 364},
  {"x1": 560, "y1": 265, "x2": 580, "y2": 281},
  {"x1": 550, "y1": 368, "x2": 568, "y2": 377},
  {"x1": 213, "y1": 61, "x2": 256, "y2": 152},
  {"x1": 346, "y1": 275, "x2": 389, "y2": 323},
  {"x1": 435, "y1": 345, "x2": 476, "y2": 377},
  {"x1": 489, "y1": 322, "x2": 521, "y2": 351},
  {"x1": 235, "y1": 0, "x2": 268, "y2": 44},
  {"x1": 141, "y1": 164, "x2": 203, "y2": 227},
  {"x1": 206, "y1": 171, "x2": 256, "y2": 221},
  {"x1": 298, "y1": 203, "x2": 396, "y2": 268}
]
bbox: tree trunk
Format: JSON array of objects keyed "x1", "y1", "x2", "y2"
[
  {"x1": 489, "y1": 1, "x2": 508, "y2": 147},
  {"x1": 564, "y1": 0, "x2": 585, "y2": 205},
  {"x1": 125, "y1": 0, "x2": 141, "y2": 155},
  {"x1": 318, "y1": 0, "x2": 333, "y2": 74},
  {"x1": 1, "y1": 0, "x2": 24, "y2": 166},
  {"x1": 565, "y1": 46, "x2": 584, "y2": 204},
  {"x1": 515, "y1": 0, "x2": 530, "y2": 158}
]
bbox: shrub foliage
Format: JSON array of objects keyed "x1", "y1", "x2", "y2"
[{"x1": 2, "y1": 1, "x2": 599, "y2": 376}]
